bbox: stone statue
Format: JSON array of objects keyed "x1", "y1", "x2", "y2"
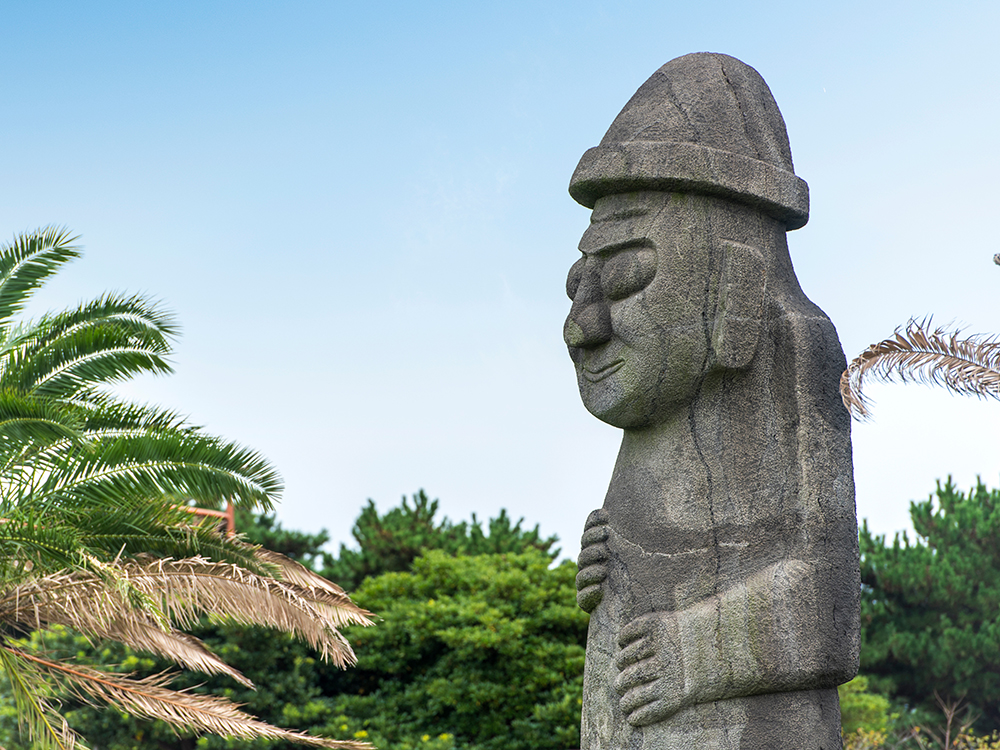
[{"x1": 565, "y1": 53, "x2": 860, "y2": 749}]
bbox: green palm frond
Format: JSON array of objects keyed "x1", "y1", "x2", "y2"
[
  {"x1": 840, "y1": 318, "x2": 1000, "y2": 419},
  {"x1": 1, "y1": 327, "x2": 172, "y2": 399},
  {"x1": 0, "y1": 228, "x2": 80, "y2": 340},
  {"x1": 32, "y1": 431, "x2": 282, "y2": 512},
  {"x1": 0, "y1": 502, "x2": 255, "y2": 577},
  {"x1": 0, "y1": 519, "x2": 82, "y2": 564},
  {"x1": 78, "y1": 398, "x2": 196, "y2": 435},
  {"x1": 0, "y1": 292, "x2": 176, "y2": 360},
  {"x1": 32, "y1": 292, "x2": 178, "y2": 349},
  {"x1": 0, "y1": 399, "x2": 200, "y2": 495},
  {"x1": 0, "y1": 390, "x2": 85, "y2": 449},
  {"x1": 0, "y1": 508, "x2": 104, "y2": 585},
  {"x1": 0, "y1": 292, "x2": 177, "y2": 401}
]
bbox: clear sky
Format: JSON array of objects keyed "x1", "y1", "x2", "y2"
[{"x1": 3, "y1": 1, "x2": 998, "y2": 560}]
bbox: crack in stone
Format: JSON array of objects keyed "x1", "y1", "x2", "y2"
[
  {"x1": 718, "y1": 56, "x2": 762, "y2": 162},
  {"x1": 616, "y1": 532, "x2": 710, "y2": 560}
]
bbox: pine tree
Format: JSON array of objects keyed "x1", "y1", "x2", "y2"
[
  {"x1": 321, "y1": 490, "x2": 559, "y2": 591},
  {"x1": 860, "y1": 479, "x2": 1000, "y2": 729}
]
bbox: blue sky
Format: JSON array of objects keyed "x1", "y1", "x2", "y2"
[{"x1": 3, "y1": 1, "x2": 999, "y2": 558}]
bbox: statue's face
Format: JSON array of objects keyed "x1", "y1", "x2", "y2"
[{"x1": 564, "y1": 192, "x2": 716, "y2": 428}]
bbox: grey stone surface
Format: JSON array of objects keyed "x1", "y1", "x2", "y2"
[{"x1": 565, "y1": 53, "x2": 859, "y2": 749}]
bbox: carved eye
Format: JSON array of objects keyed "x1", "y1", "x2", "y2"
[
  {"x1": 566, "y1": 257, "x2": 585, "y2": 300},
  {"x1": 600, "y1": 247, "x2": 656, "y2": 301}
]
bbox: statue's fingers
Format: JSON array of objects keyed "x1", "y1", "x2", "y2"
[
  {"x1": 614, "y1": 635, "x2": 653, "y2": 671},
  {"x1": 584, "y1": 508, "x2": 609, "y2": 530},
  {"x1": 625, "y1": 695, "x2": 677, "y2": 727},
  {"x1": 581, "y1": 524, "x2": 610, "y2": 546},
  {"x1": 618, "y1": 678, "x2": 664, "y2": 717},
  {"x1": 618, "y1": 615, "x2": 655, "y2": 648},
  {"x1": 577, "y1": 543, "x2": 609, "y2": 568},
  {"x1": 576, "y1": 563, "x2": 607, "y2": 590},
  {"x1": 577, "y1": 584, "x2": 603, "y2": 612},
  {"x1": 614, "y1": 655, "x2": 661, "y2": 696}
]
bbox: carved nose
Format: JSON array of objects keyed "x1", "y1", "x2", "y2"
[{"x1": 564, "y1": 301, "x2": 613, "y2": 348}]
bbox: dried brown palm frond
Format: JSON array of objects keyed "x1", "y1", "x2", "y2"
[
  {"x1": 115, "y1": 626, "x2": 254, "y2": 687},
  {"x1": 254, "y1": 548, "x2": 375, "y2": 630},
  {"x1": 841, "y1": 319, "x2": 1000, "y2": 420},
  {"x1": 4, "y1": 645, "x2": 373, "y2": 750},
  {"x1": 1, "y1": 553, "x2": 376, "y2": 749},
  {"x1": 0, "y1": 643, "x2": 80, "y2": 750},
  {"x1": 138, "y1": 556, "x2": 374, "y2": 665},
  {"x1": 256, "y1": 547, "x2": 348, "y2": 594},
  {"x1": 1, "y1": 555, "x2": 374, "y2": 670},
  {"x1": 1, "y1": 560, "x2": 250, "y2": 686}
]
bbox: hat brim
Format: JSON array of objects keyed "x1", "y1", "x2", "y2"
[{"x1": 569, "y1": 142, "x2": 809, "y2": 231}]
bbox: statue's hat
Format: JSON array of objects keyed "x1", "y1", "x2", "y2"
[{"x1": 569, "y1": 53, "x2": 809, "y2": 230}]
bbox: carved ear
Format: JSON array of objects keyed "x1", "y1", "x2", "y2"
[{"x1": 712, "y1": 241, "x2": 765, "y2": 370}]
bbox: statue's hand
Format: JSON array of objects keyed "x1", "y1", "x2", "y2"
[
  {"x1": 614, "y1": 613, "x2": 684, "y2": 727},
  {"x1": 576, "y1": 509, "x2": 609, "y2": 612}
]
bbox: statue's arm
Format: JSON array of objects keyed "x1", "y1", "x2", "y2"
[{"x1": 615, "y1": 550, "x2": 859, "y2": 726}]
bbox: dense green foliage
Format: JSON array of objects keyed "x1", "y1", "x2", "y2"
[
  {"x1": 328, "y1": 550, "x2": 587, "y2": 750},
  {"x1": 321, "y1": 491, "x2": 559, "y2": 591},
  {"x1": 838, "y1": 675, "x2": 892, "y2": 735},
  {"x1": 860, "y1": 479, "x2": 1000, "y2": 729}
]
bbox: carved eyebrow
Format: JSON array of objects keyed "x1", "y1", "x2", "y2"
[
  {"x1": 590, "y1": 203, "x2": 650, "y2": 222},
  {"x1": 580, "y1": 238, "x2": 653, "y2": 257}
]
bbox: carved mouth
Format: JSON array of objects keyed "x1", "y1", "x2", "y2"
[{"x1": 583, "y1": 359, "x2": 625, "y2": 383}]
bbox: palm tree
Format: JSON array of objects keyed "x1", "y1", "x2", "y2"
[
  {"x1": 840, "y1": 319, "x2": 1000, "y2": 419},
  {"x1": 0, "y1": 227, "x2": 373, "y2": 750}
]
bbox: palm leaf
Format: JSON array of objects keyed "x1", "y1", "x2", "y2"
[
  {"x1": 131, "y1": 556, "x2": 374, "y2": 665},
  {"x1": 0, "y1": 644, "x2": 82, "y2": 750},
  {"x1": 0, "y1": 228, "x2": 80, "y2": 338},
  {"x1": 1, "y1": 327, "x2": 173, "y2": 399},
  {"x1": 0, "y1": 391, "x2": 85, "y2": 446},
  {"x1": 1, "y1": 555, "x2": 373, "y2": 669},
  {"x1": 256, "y1": 547, "x2": 349, "y2": 594},
  {"x1": 28, "y1": 430, "x2": 282, "y2": 514},
  {"x1": 6, "y1": 647, "x2": 372, "y2": 750},
  {"x1": 0, "y1": 508, "x2": 105, "y2": 582},
  {"x1": 77, "y1": 398, "x2": 196, "y2": 435},
  {"x1": 0, "y1": 292, "x2": 176, "y2": 402},
  {"x1": 0, "y1": 507, "x2": 268, "y2": 580},
  {"x1": 85, "y1": 525, "x2": 266, "y2": 573},
  {"x1": 2, "y1": 567, "x2": 252, "y2": 686},
  {"x1": 28, "y1": 292, "x2": 178, "y2": 350},
  {"x1": 840, "y1": 319, "x2": 1000, "y2": 419},
  {"x1": 0, "y1": 292, "x2": 175, "y2": 360},
  {"x1": 0, "y1": 228, "x2": 372, "y2": 748}
]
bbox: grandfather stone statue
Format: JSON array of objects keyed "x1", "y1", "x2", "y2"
[{"x1": 566, "y1": 53, "x2": 860, "y2": 749}]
